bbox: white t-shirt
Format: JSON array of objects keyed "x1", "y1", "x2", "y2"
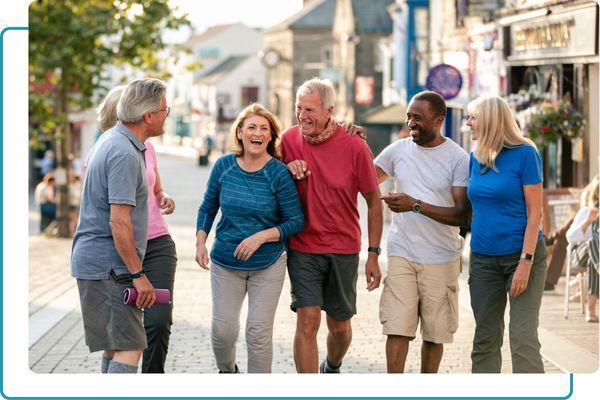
[{"x1": 375, "y1": 137, "x2": 469, "y2": 264}]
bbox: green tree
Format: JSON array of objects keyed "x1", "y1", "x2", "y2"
[{"x1": 29, "y1": 0, "x2": 190, "y2": 237}]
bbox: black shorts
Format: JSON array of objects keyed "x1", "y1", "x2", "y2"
[{"x1": 287, "y1": 249, "x2": 359, "y2": 321}]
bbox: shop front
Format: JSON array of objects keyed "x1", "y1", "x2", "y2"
[{"x1": 500, "y1": 0, "x2": 599, "y2": 189}]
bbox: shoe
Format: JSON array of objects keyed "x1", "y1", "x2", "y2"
[
  {"x1": 319, "y1": 359, "x2": 340, "y2": 373},
  {"x1": 544, "y1": 282, "x2": 555, "y2": 291},
  {"x1": 586, "y1": 313, "x2": 599, "y2": 323},
  {"x1": 218, "y1": 364, "x2": 240, "y2": 373}
]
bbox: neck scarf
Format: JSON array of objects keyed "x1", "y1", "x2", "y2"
[{"x1": 302, "y1": 118, "x2": 338, "y2": 145}]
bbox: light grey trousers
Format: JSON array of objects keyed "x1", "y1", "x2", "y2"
[{"x1": 210, "y1": 253, "x2": 286, "y2": 373}]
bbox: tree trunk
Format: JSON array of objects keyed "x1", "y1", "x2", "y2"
[{"x1": 56, "y1": 88, "x2": 71, "y2": 238}]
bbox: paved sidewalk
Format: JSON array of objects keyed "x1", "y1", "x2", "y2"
[{"x1": 28, "y1": 226, "x2": 597, "y2": 374}]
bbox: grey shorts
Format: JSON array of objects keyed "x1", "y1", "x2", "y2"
[
  {"x1": 76, "y1": 271, "x2": 147, "y2": 353},
  {"x1": 287, "y1": 249, "x2": 359, "y2": 321}
]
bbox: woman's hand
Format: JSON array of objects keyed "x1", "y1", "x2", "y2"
[
  {"x1": 343, "y1": 122, "x2": 366, "y2": 140},
  {"x1": 585, "y1": 207, "x2": 599, "y2": 225},
  {"x1": 195, "y1": 244, "x2": 210, "y2": 270},
  {"x1": 287, "y1": 159, "x2": 311, "y2": 180},
  {"x1": 157, "y1": 192, "x2": 175, "y2": 215},
  {"x1": 234, "y1": 232, "x2": 265, "y2": 261},
  {"x1": 509, "y1": 260, "x2": 532, "y2": 297}
]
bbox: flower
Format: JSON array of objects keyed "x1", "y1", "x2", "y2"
[{"x1": 508, "y1": 91, "x2": 586, "y2": 148}]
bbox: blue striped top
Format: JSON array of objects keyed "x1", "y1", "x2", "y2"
[{"x1": 196, "y1": 154, "x2": 304, "y2": 270}]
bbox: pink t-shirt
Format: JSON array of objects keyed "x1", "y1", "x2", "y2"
[
  {"x1": 281, "y1": 124, "x2": 379, "y2": 254},
  {"x1": 145, "y1": 141, "x2": 170, "y2": 240}
]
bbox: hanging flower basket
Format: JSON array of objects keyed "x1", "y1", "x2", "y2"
[{"x1": 521, "y1": 95, "x2": 586, "y2": 148}]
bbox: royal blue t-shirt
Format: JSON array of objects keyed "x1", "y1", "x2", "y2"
[{"x1": 467, "y1": 145, "x2": 543, "y2": 256}]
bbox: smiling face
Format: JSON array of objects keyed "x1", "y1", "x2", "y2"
[
  {"x1": 465, "y1": 113, "x2": 479, "y2": 141},
  {"x1": 295, "y1": 92, "x2": 333, "y2": 137},
  {"x1": 405, "y1": 100, "x2": 443, "y2": 147},
  {"x1": 237, "y1": 114, "x2": 273, "y2": 157}
]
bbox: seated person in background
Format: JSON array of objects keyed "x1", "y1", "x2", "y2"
[
  {"x1": 543, "y1": 216, "x2": 574, "y2": 292},
  {"x1": 566, "y1": 176, "x2": 599, "y2": 323}
]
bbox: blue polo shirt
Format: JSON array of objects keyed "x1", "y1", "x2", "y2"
[
  {"x1": 467, "y1": 145, "x2": 543, "y2": 256},
  {"x1": 71, "y1": 123, "x2": 149, "y2": 280}
]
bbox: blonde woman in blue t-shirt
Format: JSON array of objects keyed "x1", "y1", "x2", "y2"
[{"x1": 465, "y1": 95, "x2": 547, "y2": 373}]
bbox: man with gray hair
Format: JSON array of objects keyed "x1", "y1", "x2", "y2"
[
  {"x1": 71, "y1": 78, "x2": 169, "y2": 373},
  {"x1": 281, "y1": 77, "x2": 383, "y2": 373}
]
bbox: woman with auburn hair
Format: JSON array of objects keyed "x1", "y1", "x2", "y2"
[
  {"x1": 195, "y1": 103, "x2": 303, "y2": 373},
  {"x1": 465, "y1": 95, "x2": 547, "y2": 373}
]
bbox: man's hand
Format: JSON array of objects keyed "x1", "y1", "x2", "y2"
[
  {"x1": 381, "y1": 192, "x2": 416, "y2": 213},
  {"x1": 132, "y1": 275, "x2": 156, "y2": 309},
  {"x1": 157, "y1": 191, "x2": 175, "y2": 215},
  {"x1": 509, "y1": 261, "x2": 532, "y2": 298},
  {"x1": 342, "y1": 122, "x2": 366, "y2": 140},
  {"x1": 234, "y1": 232, "x2": 265, "y2": 261},
  {"x1": 365, "y1": 255, "x2": 382, "y2": 291},
  {"x1": 287, "y1": 159, "x2": 311, "y2": 180}
]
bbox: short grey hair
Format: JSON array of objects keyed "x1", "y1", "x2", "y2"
[
  {"x1": 97, "y1": 85, "x2": 124, "y2": 132},
  {"x1": 296, "y1": 77, "x2": 336, "y2": 110},
  {"x1": 117, "y1": 78, "x2": 167, "y2": 124}
]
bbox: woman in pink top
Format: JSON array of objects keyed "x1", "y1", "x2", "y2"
[{"x1": 92, "y1": 86, "x2": 178, "y2": 373}]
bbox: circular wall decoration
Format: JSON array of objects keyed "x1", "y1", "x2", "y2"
[{"x1": 425, "y1": 64, "x2": 463, "y2": 100}]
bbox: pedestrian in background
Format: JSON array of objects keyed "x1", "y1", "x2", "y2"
[
  {"x1": 72, "y1": 78, "x2": 169, "y2": 374},
  {"x1": 566, "y1": 175, "x2": 599, "y2": 323},
  {"x1": 93, "y1": 84, "x2": 178, "y2": 373},
  {"x1": 465, "y1": 95, "x2": 547, "y2": 373},
  {"x1": 375, "y1": 91, "x2": 470, "y2": 373},
  {"x1": 34, "y1": 172, "x2": 56, "y2": 232},
  {"x1": 195, "y1": 103, "x2": 303, "y2": 373},
  {"x1": 282, "y1": 78, "x2": 383, "y2": 373}
]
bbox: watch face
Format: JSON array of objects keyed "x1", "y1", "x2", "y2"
[{"x1": 412, "y1": 203, "x2": 421, "y2": 213}]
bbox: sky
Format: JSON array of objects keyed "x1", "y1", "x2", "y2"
[{"x1": 165, "y1": 0, "x2": 304, "y2": 42}]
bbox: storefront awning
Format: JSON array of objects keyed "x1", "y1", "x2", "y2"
[{"x1": 362, "y1": 103, "x2": 406, "y2": 125}]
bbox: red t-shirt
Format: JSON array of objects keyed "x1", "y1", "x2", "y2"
[{"x1": 281, "y1": 124, "x2": 379, "y2": 254}]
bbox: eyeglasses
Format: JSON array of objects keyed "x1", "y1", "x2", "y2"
[{"x1": 153, "y1": 106, "x2": 170, "y2": 117}]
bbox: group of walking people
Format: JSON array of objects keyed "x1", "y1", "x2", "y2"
[{"x1": 69, "y1": 74, "x2": 596, "y2": 375}]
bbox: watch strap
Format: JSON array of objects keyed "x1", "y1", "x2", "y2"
[
  {"x1": 130, "y1": 269, "x2": 146, "y2": 279},
  {"x1": 367, "y1": 246, "x2": 381, "y2": 255}
]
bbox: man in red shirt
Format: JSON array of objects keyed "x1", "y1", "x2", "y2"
[{"x1": 281, "y1": 77, "x2": 383, "y2": 373}]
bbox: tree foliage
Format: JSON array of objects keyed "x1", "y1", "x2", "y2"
[{"x1": 29, "y1": 0, "x2": 191, "y2": 147}]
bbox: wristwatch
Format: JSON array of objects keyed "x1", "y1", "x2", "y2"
[
  {"x1": 367, "y1": 247, "x2": 381, "y2": 255},
  {"x1": 520, "y1": 252, "x2": 534, "y2": 263},
  {"x1": 131, "y1": 269, "x2": 145, "y2": 279},
  {"x1": 412, "y1": 199, "x2": 422, "y2": 214}
]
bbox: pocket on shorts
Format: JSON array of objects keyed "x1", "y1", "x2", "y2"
[{"x1": 446, "y1": 284, "x2": 459, "y2": 333}]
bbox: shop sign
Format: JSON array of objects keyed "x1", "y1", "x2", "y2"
[
  {"x1": 425, "y1": 64, "x2": 463, "y2": 100},
  {"x1": 355, "y1": 76, "x2": 375, "y2": 105},
  {"x1": 508, "y1": 4, "x2": 597, "y2": 61}
]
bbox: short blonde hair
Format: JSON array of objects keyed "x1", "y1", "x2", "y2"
[
  {"x1": 467, "y1": 95, "x2": 535, "y2": 171},
  {"x1": 97, "y1": 86, "x2": 124, "y2": 132},
  {"x1": 230, "y1": 103, "x2": 282, "y2": 159}
]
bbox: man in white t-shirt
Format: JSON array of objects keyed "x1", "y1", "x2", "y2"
[{"x1": 375, "y1": 91, "x2": 470, "y2": 373}]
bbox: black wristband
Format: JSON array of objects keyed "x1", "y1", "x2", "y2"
[
  {"x1": 367, "y1": 246, "x2": 381, "y2": 255},
  {"x1": 130, "y1": 269, "x2": 145, "y2": 279}
]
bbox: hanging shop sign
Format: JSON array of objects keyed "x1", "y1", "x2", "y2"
[
  {"x1": 425, "y1": 64, "x2": 463, "y2": 100},
  {"x1": 507, "y1": 3, "x2": 598, "y2": 62}
]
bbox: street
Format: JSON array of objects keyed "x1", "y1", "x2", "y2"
[{"x1": 28, "y1": 151, "x2": 597, "y2": 374}]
